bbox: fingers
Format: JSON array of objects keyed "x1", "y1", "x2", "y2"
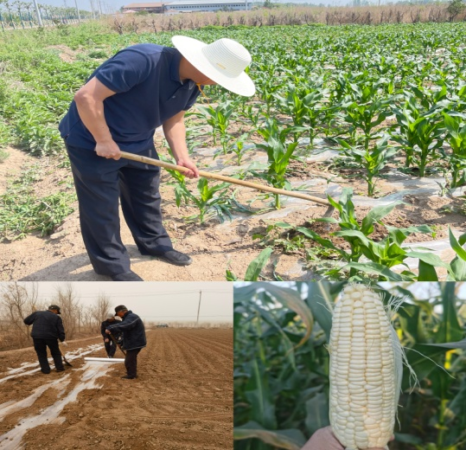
[{"x1": 95, "y1": 141, "x2": 121, "y2": 160}]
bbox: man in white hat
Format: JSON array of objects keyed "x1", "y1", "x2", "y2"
[{"x1": 59, "y1": 37, "x2": 255, "y2": 281}]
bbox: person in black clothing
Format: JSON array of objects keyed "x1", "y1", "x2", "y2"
[
  {"x1": 101, "y1": 314, "x2": 122, "y2": 358},
  {"x1": 106, "y1": 305, "x2": 146, "y2": 379},
  {"x1": 24, "y1": 305, "x2": 66, "y2": 374}
]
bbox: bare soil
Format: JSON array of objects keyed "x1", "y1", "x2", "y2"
[
  {"x1": 46, "y1": 45, "x2": 79, "y2": 63},
  {"x1": 0, "y1": 147, "x2": 31, "y2": 195},
  {"x1": 0, "y1": 328, "x2": 232, "y2": 450}
]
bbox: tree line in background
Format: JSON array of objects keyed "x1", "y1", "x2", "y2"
[
  {"x1": 0, "y1": 1, "x2": 465, "y2": 31},
  {"x1": 109, "y1": 3, "x2": 466, "y2": 34},
  {"x1": 0, "y1": 282, "x2": 111, "y2": 350}
]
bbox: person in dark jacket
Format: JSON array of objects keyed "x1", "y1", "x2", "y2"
[
  {"x1": 101, "y1": 314, "x2": 122, "y2": 358},
  {"x1": 24, "y1": 305, "x2": 66, "y2": 374},
  {"x1": 106, "y1": 305, "x2": 146, "y2": 379}
]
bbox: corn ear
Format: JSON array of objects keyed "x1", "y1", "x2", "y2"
[{"x1": 328, "y1": 284, "x2": 402, "y2": 450}]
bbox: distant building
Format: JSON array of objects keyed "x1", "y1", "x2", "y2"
[
  {"x1": 122, "y1": 2, "x2": 165, "y2": 13},
  {"x1": 167, "y1": 0, "x2": 249, "y2": 12},
  {"x1": 122, "y1": 0, "x2": 250, "y2": 14}
]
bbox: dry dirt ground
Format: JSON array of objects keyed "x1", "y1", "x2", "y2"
[
  {"x1": 0, "y1": 123, "x2": 465, "y2": 281},
  {"x1": 0, "y1": 328, "x2": 233, "y2": 450}
]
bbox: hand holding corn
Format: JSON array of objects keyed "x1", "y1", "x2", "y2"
[{"x1": 301, "y1": 427, "x2": 390, "y2": 450}]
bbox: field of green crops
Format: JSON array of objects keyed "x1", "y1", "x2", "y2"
[
  {"x1": 234, "y1": 282, "x2": 466, "y2": 450},
  {"x1": 1, "y1": 21, "x2": 466, "y2": 280}
]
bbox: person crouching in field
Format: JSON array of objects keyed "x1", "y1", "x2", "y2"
[
  {"x1": 101, "y1": 313, "x2": 122, "y2": 358},
  {"x1": 59, "y1": 36, "x2": 255, "y2": 281},
  {"x1": 106, "y1": 305, "x2": 146, "y2": 379},
  {"x1": 24, "y1": 305, "x2": 67, "y2": 374}
]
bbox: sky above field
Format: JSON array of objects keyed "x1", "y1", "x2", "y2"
[{"x1": 11, "y1": 282, "x2": 233, "y2": 323}]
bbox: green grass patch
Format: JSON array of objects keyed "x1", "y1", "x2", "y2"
[{"x1": 0, "y1": 166, "x2": 76, "y2": 241}]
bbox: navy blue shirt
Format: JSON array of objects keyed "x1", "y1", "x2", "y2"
[{"x1": 59, "y1": 44, "x2": 200, "y2": 153}]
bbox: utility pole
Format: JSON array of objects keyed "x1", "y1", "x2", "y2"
[
  {"x1": 196, "y1": 290, "x2": 202, "y2": 325},
  {"x1": 74, "y1": 0, "x2": 81, "y2": 21},
  {"x1": 89, "y1": 0, "x2": 96, "y2": 19},
  {"x1": 32, "y1": 0, "x2": 43, "y2": 26}
]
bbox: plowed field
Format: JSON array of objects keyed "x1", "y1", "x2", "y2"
[{"x1": 0, "y1": 328, "x2": 232, "y2": 450}]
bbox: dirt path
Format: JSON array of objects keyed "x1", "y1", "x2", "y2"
[{"x1": 0, "y1": 328, "x2": 233, "y2": 450}]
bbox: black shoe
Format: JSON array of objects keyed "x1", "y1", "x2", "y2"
[
  {"x1": 41, "y1": 371, "x2": 51, "y2": 375},
  {"x1": 121, "y1": 375, "x2": 137, "y2": 379},
  {"x1": 151, "y1": 249, "x2": 192, "y2": 266},
  {"x1": 111, "y1": 271, "x2": 144, "y2": 281}
]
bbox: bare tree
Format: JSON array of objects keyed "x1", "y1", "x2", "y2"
[
  {"x1": 0, "y1": 282, "x2": 40, "y2": 349},
  {"x1": 55, "y1": 283, "x2": 81, "y2": 340},
  {"x1": 90, "y1": 293, "x2": 112, "y2": 333}
]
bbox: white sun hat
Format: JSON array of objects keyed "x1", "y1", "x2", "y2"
[{"x1": 172, "y1": 35, "x2": 255, "y2": 97}]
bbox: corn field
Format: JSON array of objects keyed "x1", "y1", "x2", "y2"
[
  {"x1": 234, "y1": 282, "x2": 466, "y2": 450},
  {"x1": 2, "y1": 20, "x2": 466, "y2": 280}
]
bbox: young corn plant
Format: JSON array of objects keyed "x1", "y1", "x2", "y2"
[
  {"x1": 255, "y1": 73, "x2": 283, "y2": 115},
  {"x1": 274, "y1": 84, "x2": 328, "y2": 146},
  {"x1": 391, "y1": 93, "x2": 445, "y2": 176},
  {"x1": 342, "y1": 97, "x2": 391, "y2": 148},
  {"x1": 183, "y1": 178, "x2": 232, "y2": 224},
  {"x1": 255, "y1": 118, "x2": 299, "y2": 210},
  {"x1": 229, "y1": 133, "x2": 250, "y2": 166},
  {"x1": 440, "y1": 112, "x2": 466, "y2": 188},
  {"x1": 160, "y1": 155, "x2": 191, "y2": 208},
  {"x1": 338, "y1": 76, "x2": 392, "y2": 146},
  {"x1": 195, "y1": 98, "x2": 236, "y2": 153},
  {"x1": 339, "y1": 135, "x2": 397, "y2": 197},
  {"x1": 296, "y1": 188, "x2": 438, "y2": 281}
]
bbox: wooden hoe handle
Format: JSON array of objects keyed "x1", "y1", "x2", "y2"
[{"x1": 120, "y1": 151, "x2": 330, "y2": 207}]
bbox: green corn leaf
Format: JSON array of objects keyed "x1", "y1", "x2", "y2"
[
  {"x1": 342, "y1": 262, "x2": 406, "y2": 281},
  {"x1": 305, "y1": 392, "x2": 330, "y2": 436},
  {"x1": 449, "y1": 228, "x2": 466, "y2": 261},
  {"x1": 234, "y1": 422, "x2": 306, "y2": 450},
  {"x1": 255, "y1": 282, "x2": 314, "y2": 349},
  {"x1": 244, "y1": 248, "x2": 274, "y2": 282},
  {"x1": 361, "y1": 202, "x2": 402, "y2": 235},
  {"x1": 435, "y1": 282, "x2": 464, "y2": 344},
  {"x1": 244, "y1": 360, "x2": 277, "y2": 429},
  {"x1": 418, "y1": 259, "x2": 439, "y2": 282},
  {"x1": 306, "y1": 282, "x2": 333, "y2": 341}
]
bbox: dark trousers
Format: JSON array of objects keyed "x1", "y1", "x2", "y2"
[
  {"x1": 33, "y1": 338, "x2": 64, "y2": 373},
  {"x1": 66, "y1": 143, "x2": 173, "y2": 277},
  {"x1": 104, "y1": 340, "x2": 116, "y2": 358},
  {"x1": 125, "y1": 348, "x2": 142, "y2": 378}
]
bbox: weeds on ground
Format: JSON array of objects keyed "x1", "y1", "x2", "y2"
[{"x1": 0, "y1": 166, "x2": 76, "y2": 241}]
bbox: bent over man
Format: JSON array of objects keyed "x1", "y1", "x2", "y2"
[
  {"x1": 24, "y1": 305, "x2": 66, "y2": 374},
  {"x1": 59, "y1": 36, "x2": 254, "y2": 281},
  {"x1": 101, "y1": 313, "x2": 122, "y2": 358},
  {"x1": 106, "y1": 305, "x2": 146, "y2": 379}
]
